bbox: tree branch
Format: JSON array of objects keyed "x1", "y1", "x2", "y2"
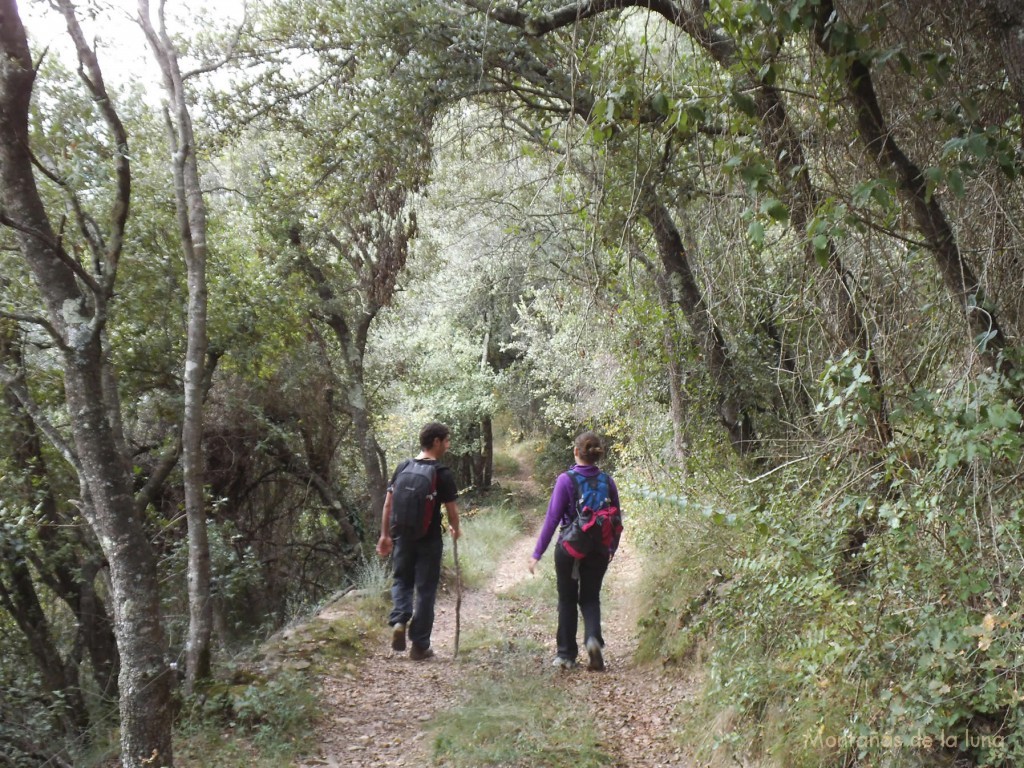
[
  {"x1": 51, "y1": 0, "x2": 131, "y2": 302},
  {"x1": 1, "y1": 209, "x2": 104, "y2": 298},
  {"x1": 0, "y1": 362, "x2": 81, "y2": 474},
  {"x1": 0, "y1": 309, "x2": 64, "y2": 345}
]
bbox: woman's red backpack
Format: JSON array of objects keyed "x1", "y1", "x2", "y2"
[{"x1": 559, "y1": 470, "x2": 623, "y2": 559}]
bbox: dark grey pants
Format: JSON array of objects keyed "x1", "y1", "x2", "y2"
[
  {"x1": 554, "y1": 545, "x2": 610, "y2": 660},
  {"x1": 389, "y1": 534, "x2": 443, "y2": 650}
]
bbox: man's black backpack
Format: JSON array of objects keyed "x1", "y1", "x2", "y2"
[
  {"x1": 559, "y1": 470, "x2": 623, "y2": 559},
  {"x1": 389, "y1": 459, "x2": 439, "y2": 539}
]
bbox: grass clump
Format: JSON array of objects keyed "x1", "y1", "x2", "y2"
[
  {"x1": 431, "y1": 659, "x2": 613, "y2": 767},
  {"x1": 351, "y1": 551, "x2": 392, "y2": 597},
  {"x1": 174, "y1": 587, "x2": 385, "y2": 767},
  {"x1": 445, "y1": 503, "x2": 522, "y2": 589},
  {"x1": 508, "y1": 559, "x2": 557, "y2": 603},
  {"x1": 491, "y1": 449, "x2": 521, "y2": 477}
]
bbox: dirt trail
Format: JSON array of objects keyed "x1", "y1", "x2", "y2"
[{"x1": 299, "y1": 455, "x2": 697, "y2": 768}]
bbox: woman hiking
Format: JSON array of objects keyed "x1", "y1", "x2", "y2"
[{"x1": 528, "y1": 431, "x2": 622, "y2": 671}]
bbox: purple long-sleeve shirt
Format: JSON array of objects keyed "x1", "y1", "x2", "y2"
[{"x1": 532, "y1": 464, "x2": 621, "y2": 561}]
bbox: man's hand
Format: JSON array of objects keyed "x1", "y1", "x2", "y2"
[
  {"x1": 528, "y1": 557, "x2": 539, "y2": 575},
  {"x1": 376, "y1": 534, "x2": 393, "y2": 557},
  {"x1": 450, "y1": 526, "x2": 461, "y2": 541}
]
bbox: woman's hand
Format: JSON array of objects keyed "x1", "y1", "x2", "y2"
[{"x1": 528, "y1": 557, "x2": 539, "y2": 574}]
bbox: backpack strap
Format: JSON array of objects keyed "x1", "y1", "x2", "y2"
[
  {"x1": 390, "y1": 459, "x2": 411, "y2": 490},
  {"x1": 567, "y1": 469, "x2": 586, "y2": 514}
]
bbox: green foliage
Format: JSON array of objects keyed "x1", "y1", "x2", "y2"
[
  {"x1": 628, "y1": 468, "x2": 751, "y2": 661},
  {"x1": 176, "y1": 670, "x2": 317, "y2": 766},
  {"x1": 8, "y1": 1, "x2": 1024, "y2": 765},
  {"x1": 815, "y1": 348, "x2": 884, "y2": 430},
  {"x1": 0, "y1": 660, "x2": 70, "y2": 767},
  {"x1": 635, "y1": 368, "x2": 1024, "y2": 766}
]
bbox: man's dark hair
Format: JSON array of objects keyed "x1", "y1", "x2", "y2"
[{"x1": 420, "y1": 422, "x2": 450, "y2": 450}]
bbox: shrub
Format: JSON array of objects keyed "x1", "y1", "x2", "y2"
[{"x1": 634, "y1": 370, "x2": 1024, "y2": 767}]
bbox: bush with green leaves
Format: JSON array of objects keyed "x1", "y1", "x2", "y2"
[
  {"x1": 176, "y1": 670, "x2": 317, "y2": 766},
  {"x1": 634, "y1": 369, "x2": 1024, "y2": 767}
]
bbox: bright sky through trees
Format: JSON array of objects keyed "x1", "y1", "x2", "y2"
[{"x1": 22, "y1": 0, "x2": 246, "y2": 88}]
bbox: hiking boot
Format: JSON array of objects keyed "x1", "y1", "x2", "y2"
[
  {"x1": 586, "y1": 637, "x2": 605, "y2": 671},
  {"x1": 409, "y1": 643, "x2": 435, "y2": 661},
  {"x1": 391, "y1": 623, "x2": 407, "y2": 652},
  {"x1": 552, "y1": 656, "x2": 577, "y2": 670}
]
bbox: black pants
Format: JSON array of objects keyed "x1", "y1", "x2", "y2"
[
  {"x1": 389, "y1": 534, "x2": 443, "y2": 650},
  {"x1": 554, "y1": 545, "x2": 610, "y2": 660}
]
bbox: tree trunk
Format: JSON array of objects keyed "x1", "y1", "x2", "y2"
[
  {"x1": 641, "y1": 194, "x2": 757, "y2": 455},
  {"x1": 813, "y1": 0, "x2": 1011, "y2": 374},
  {"x1": 351, "y1": 395, "x2": 388, "y2": 524},
  {"x1": 64, "y1": 344, "x2": 176, "y2": 768},
  {"x1": 481, "y1": 416, "x2": 494, "y2": 488},
  {"x1": 480, "y1": 314, "x2": 494, "y2": 489},
  {"x1": 653, "y1": 272, "x2": 690, "y2": 467},
  {"x1": 139, "y1": 0, "x2": 213, "y2": 692},
  {"x1": 293, "y1": 242, "x2": 388, "y2": 530},
  {"x1": 0, "y1": 6, "x2": 175, "y2": 765},
  {"x1": 337, "y1": 321, "x2": 388, "y2": 525}
]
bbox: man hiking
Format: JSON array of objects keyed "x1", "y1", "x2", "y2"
[{"x1": 376, "y1": 422, "x2": 461, "y2": 660}]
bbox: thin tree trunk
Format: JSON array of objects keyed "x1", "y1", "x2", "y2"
[
  {"x1": 292, "y1": 240, "x2": 389, "y2": 529},
  {"x1": 482, "y1": 416, "x2": 494, "y2": 488},
  {"x1": 339, "y1": 317, "x2": 389, "y2": 521},
  {"x1": 653, "y1": 272, "x2": 690, "y2": 467},
  {"x1": 642, "y1": 193, "x2": 757, "y2": 455},
  {"x1": 139, "y1": 0, "x2": 213, "y2": 692},
  {"x1": 350, "y1": 392, "x2": 389, "y2": 521},
  {"x1": 481, "y1": 314, "x2": 495, "y2": 488}
]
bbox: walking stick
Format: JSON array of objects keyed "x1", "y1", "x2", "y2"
[{"x1": 453, "y1": 534, "x2": 462, "y2": 658}]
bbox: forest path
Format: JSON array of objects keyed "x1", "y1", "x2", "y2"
[{"x1": 298, "y1": 449, "x2": 698, "y2": 768}]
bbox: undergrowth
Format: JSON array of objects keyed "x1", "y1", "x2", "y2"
[
  {"x1": 630, "y1": 369, "x2": 1024, "y2": 767},
  {"x1": 173, "y1": 590, "x2": 384, "y2": 766},
  {"x1": 175, "y1": 669, "x2": 318, "y2": 767}
]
